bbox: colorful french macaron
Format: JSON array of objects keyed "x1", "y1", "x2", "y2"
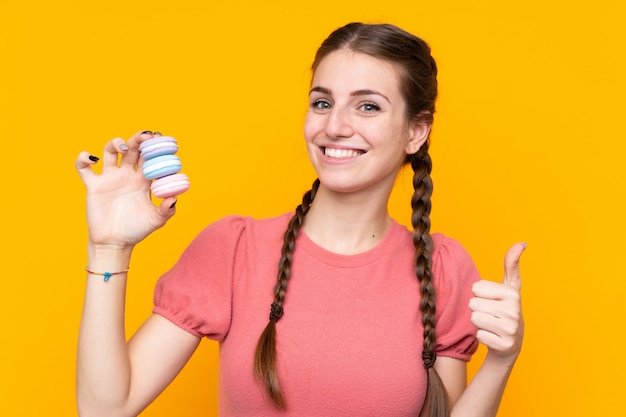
[
  {"x1": 139, "y1": 136, "x2": 190, "y2": 198},
  {"x1": 142, "y1": 154, "x2": 182, "y2": 180},
  {"x1": 151, "y1": 173, "x2": 191, "y2": 198},
  {"x1": 138, "y1": 136, "x2": 179, "y2": 160}
]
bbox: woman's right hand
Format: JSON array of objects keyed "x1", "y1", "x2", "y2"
[{"x1": 75, "y1": 131, "x2": 177, "y2": 250}]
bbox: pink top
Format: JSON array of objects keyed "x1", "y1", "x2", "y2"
[{"x1": 154, "y1": 213, "x2": 480, "y2": 416}]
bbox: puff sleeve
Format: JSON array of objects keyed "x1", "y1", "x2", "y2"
[
  {"x1": 431, "y1": 234, "x2": 481, "y2": 361},
  {"x1": 153, "y1": 216, "x2": 247, "y2": 341}
]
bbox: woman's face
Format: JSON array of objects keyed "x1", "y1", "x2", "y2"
[{"x1": 304, "y1": 49, "x2": 428, "y2": 195}]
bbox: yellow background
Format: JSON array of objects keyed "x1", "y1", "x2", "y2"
[{"x1": 1, "y1": 0, "x2": 624, "y2": 415}]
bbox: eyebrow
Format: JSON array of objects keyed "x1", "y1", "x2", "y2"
[{"x1": 309, "y1": 86, "x2": 391, "y2": 104}]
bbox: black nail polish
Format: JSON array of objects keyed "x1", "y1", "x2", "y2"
[
  {"x1": 170, "y1": 199, "x2": 177, "y2": 209},
  {"x1": 88, "y1": 155, "x2": 100, "y2": 162},
  {"x1": 141, "y1": 130, "x2": 153, "y2": 134}
]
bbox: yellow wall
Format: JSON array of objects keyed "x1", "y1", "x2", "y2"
[{"x1": 1, "y1": 0, "x2": 624, "y2": 415}]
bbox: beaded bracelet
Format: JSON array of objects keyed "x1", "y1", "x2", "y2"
[{"x1": 84, "y1": 266, "x2": 130, "y2": 282}]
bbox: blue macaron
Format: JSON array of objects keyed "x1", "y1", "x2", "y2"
[{"x1": 142, "y1": 154, "x2": 182, "y2": 180}]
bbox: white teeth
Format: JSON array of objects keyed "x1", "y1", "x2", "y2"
[{"x1": 324, "y1": 147, "x2": 363, "y2": 159}]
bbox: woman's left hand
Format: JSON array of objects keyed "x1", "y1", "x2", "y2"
[{"x1": 469, "y1": 243, "x2": 527, "y2": 365}]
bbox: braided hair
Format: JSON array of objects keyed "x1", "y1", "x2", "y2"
[
  {"x1": 410, "y1": 143, "x2": 450, "y2": 416},
  {"x1": 254, "y1": 179, "x2": 320, "y2": 408},
  {"x1": 254, "y1": 22, "x2": 446, "y2": 415}
]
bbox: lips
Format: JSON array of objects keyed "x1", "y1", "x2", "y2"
[{"x1": 323, "y1": 147, "x2": 365, "y2": 159}]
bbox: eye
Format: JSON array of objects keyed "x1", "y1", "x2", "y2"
[
  {"x1": 311, "y1": 99, "x2": 331, "y2": 111},
  {"x1": 359, "y1": 102, "x2": 381, "y2": 113}
]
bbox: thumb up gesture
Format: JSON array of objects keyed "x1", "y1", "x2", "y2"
[{"x1": 469, "y1": 243, "x2": 527, "y2": 364}]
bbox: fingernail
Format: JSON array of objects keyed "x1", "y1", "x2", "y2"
[
  {"x1": 521, "y1": 242, "x2": 528, "y2": 248},
  {"x1": 170, "y1": 199, "x2": 177, "y2": 209},
  {"x1": 119, "y1": 143, "x2": 129, "y2": 151},
  {"x1": 153, "y1": 131, "x2": 162, "y2": 136},
  {"x1": 141, "y1": 130, "x2": 153, "y2": 134},
  {"x1": 88, "y1": 155, "x2": 99, "y2": 162}
]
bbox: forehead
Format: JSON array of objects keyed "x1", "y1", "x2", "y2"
[{"x1": 311, "y1": 49, "x2": 403, "y2": 96}]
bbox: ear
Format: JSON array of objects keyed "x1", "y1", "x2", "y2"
[{"x1": 405, "y1": 113, "x2": 432, "y2": 155}]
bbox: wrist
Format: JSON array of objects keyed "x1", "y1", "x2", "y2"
[
  {"x1": 484, "y1": 350, "x2": 519, "y2": 372},
  {"x1": 87, "y1": 242, "x2": 133, "y2": 271}
]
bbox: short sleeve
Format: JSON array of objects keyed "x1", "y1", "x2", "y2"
[
  {"x1": 153, "y1": 216, "x2": 247, "y2": 341},
  {"x1": 431, "y1": 234, "x2": 481, "y2": 361}
]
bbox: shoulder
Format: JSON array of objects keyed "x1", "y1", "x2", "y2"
[
  {"x1": 430, "y1": 233, "x2": 481, "y2": 358},
  {"x1": 431, "y1": 233, "x2": 475, "y2": 267},
  {"x1": 387, "y1": 225, "x2": 476, "y2": 273},
  {"x1": 194, "y1": 212, "x2": 292, "y2": 244},
  {"x1": 430, "y1": 232, "x2": 481, "y2": 301}
]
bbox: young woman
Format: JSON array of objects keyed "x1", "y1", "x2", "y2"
[{"x1": 75, "y1": 22, "x2": 525, "y2": 417}]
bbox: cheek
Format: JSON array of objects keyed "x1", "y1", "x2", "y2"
[
  {"x1": 303, "y1": 114, "x2": 321, "y2": 143},
  {"x1": 303, "y1": 118, "x2": 320, "y2": 163}
]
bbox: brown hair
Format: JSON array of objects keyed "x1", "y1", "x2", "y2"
[{"x1": 254, "y1": 22, "x2": 446, "y2": 415}]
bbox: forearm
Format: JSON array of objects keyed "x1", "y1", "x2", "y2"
[
  {"x1": 450, "y1": 353, "x2": 516, "y2": 417},
  {"x1": 77, "y1": 245, "x2": 134, "y2": 416}
]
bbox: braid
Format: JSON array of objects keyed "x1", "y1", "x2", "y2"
[
  {"x1": 411, "y1": 145, "x2": 450, "y2": 417},
  {"x1": 254, "y1": 179, "x2": 320, "y2": 409}
]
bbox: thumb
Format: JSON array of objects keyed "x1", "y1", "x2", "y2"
[
  {"x1": 156, "y1": 196, "x2": 178, "y2": 219},
  {"x1": 503, "y1": 242, "x2": 527, "y2": 290}
]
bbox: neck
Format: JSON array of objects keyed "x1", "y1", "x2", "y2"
[{"x1": 302, "y1": 184, "x2": 393, "y2": 255}]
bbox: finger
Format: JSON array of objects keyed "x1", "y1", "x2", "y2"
[
  {"x1": 475, "y1": 329, "x2": 518, "y2": 353},
  {"x1": 75, "y1": 151, "x2": 99, "y2": 184},
  {"x1": 472, "y1": 280, "x2": 519, "y2": 300},
  {"x1": 469, "y1": 294, "x2": 521, "y2": 319},
  {"x1": 503, "y1": 242, "x2": 527, "y2": 290},
  {"x1": 470, "y1": 311, "x2": 499, "y2": 334},
  {"x1": 472, "y1": 309, "x2": 521, "y2": 339},
  {"x1": 120, "y1": 131, "x2": 153, "y2": 168},
  {"x1": 155, "y1": 197, "x2": 177, "y2": 221},
  {"x1": 101, "y1": 138, "x2": 131, "y2": 170},
  {"x1": 127, "y1": 130, "x2": 156, "y2": 148},
  {"x1": 473, "y1": 314, "x2": 523, "y2": 354}
]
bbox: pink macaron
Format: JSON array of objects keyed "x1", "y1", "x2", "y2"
[{"x1": 151, "y1": 173, "x2": 190, "y2": 198}]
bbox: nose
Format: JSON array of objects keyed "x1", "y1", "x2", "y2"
[{"x1": 325, "y1": 106, "x2": 354, "y2": 139}]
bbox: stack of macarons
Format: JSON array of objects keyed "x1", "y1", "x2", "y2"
[{"x1": 139, "y1": 136, "x2": 190, "y2": 198}]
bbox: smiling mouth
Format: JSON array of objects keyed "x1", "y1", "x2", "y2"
[{"x1": 323, "y1": 147, "x2": 365, "y2": 159}]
